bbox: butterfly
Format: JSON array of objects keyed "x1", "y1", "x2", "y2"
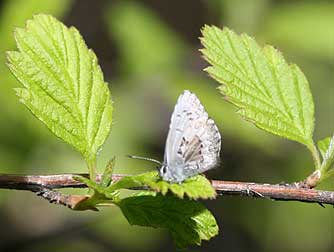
[{"x1": 130, "y1": 90, "x2": 221, "y2": 183}]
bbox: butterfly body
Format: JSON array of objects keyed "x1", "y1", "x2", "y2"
[{"x1": 159, "y1": 90, "x2": 221, "y2": 183}]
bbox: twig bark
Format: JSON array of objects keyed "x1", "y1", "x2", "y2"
[{"x1": 0, "y1": 173, "x2": 333, "y2": 208}]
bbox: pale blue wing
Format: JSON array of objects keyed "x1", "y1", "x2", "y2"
[{"x1": 164, "y1": 90, "x2": 221, "y2": 178}]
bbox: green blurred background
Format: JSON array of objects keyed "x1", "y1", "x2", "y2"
[{"x1": 0, "y1": 0, "x2": 333, "y2": 251}]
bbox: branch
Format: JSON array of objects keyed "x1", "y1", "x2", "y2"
[{"x1": 0, "y1": 173, "x2": 333, "y2": 208}]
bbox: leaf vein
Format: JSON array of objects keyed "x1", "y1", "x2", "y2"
[
  {"x1": 13, "y1": 64, "x2": 80, "y2": 124},
  {"x1": 240, "y1": 36, "x2": 273, "y2": 101},
  {"x1": 209, "y1": 66, "x2": 292, "y2": 121},
  {"x1": 266, "y1": 53, "x2": 294, "y2": 121},
  {"x1": 32, "y1": 20, "x2": 76, "y2": 97},
  {"x1": 72, "y1": 30, "x2": 82, "y2": 115},
  {"x1": 292, "y1": 67, "x2": 306, "y2": 134},
  {"x1": 90, "y1": 91, "x2": 108, "y2": 149},
  {"x1": 17, "y1": 42, "x2": 81, "y2": 123},
  {"x1": 207, "y1": 29, "x2": 269, "y2": 99},
  {"x1": 224, "y1": 30, "x2": 270, "y2": 98},
  {"x1": 85, "y1": 53, "x2": 95, "y2": 148}
]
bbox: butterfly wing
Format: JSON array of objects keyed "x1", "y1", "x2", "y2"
[{"x1": 163, "y1": 90, "x2": 221, "y2": 181}]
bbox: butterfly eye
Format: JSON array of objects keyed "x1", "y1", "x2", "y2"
[{"x1": 161, "y1": 166, "x2": 167, "y2": 174}]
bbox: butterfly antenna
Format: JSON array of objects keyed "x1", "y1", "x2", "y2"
[{"x1": 127, "y1": 155, "x2": 162, "y2": 165}]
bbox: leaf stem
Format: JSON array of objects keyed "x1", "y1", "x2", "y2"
[
  {"x1": 87, "y1": 157, "x2": 97, "y2": 181},
  {"x1": 308, "y1": 143, "x2": 321, "y2": 170}
]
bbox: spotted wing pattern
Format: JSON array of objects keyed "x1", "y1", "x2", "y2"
[{"x1": 163, "y1": 90, "x2": 221, "y2": 181}]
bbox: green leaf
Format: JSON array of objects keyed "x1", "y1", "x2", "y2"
[
  {"x1": 318, "y1": 136, "x2": 334, "y2": 172},
  {"x1": 74, "y1": 175, "x2": 106, "y2": 194},
  {"x1": 147, "y1": 175, "x2": 216, "y2": 199},
  {"x1": 73, "y1": 175, "x2": 120, "y2": 211},
  {"x1": 107, "y1": 171, "x2": 158, "y2": 191},
  {"x1": 107, "y1": 171, "x2": 216, "y2": 199},
  {"x1": 318, "y1": 137, "x2": 331, "y2": 159},
  {"x1": 201, "y1": 26, "x2": 315, "y2": 147},
  {"x1": 119, "y1": 194, "x2": 218, "y2": 248},
  {"x1": 100, "y1": 157, "x2": 115, "y2": 188},
  {"x1": 6, "y1": 14, "x2": 113, "y2": 163}
]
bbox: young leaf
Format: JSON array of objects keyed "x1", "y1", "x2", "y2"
[
  {"x1": 106, "y1": 171, "x2": 158, "y2": 191},
  {"x1": 107, "y1": 171, "x2": 216, "y2": 199},
  {"x1": 73, "y1": 175, "x2": 120, "y2": 210},
  {"x1": 318, "y1": 136, "x2": 334, "y2": 172},
  {"x1": 6, "y1": 14, "x2": 113, "y2": 163},
  {"x1": 118, "y1": 193, "x2": 218, "y2": 248},
  {"x1": 201, "y1": 26, "x2": 315, "y2": 148},
  {"x1": 318, "y1": 137, "x2": 331, "y2": 159},
  {"x1": 147, "y1": 175, "x2": 216, "y2": 199},
  {"x1": 100, "y1": 157, "x2": 116, "y2": 188},
  {"x1": 74, "y1": 175, "x2": 106, "y2": 195}
]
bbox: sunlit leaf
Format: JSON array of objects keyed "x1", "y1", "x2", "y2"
[
  {"x1": 201, "y1": 26, "x2": 315, "y2": 148},
  {"x1": 119, "y1": 193, "x2": 218, "y2": 248},
  {"x1": 318, "y1": 136, "x2": 334, "y2": 172},
  {"x1": 100, "y1": 157, "x2": 115, "y2": 188},
  {"x1": 7, "y1": 14, "x2": 113, "y2": 162},
  {"x1": 74, "y1": 175, "x2": 106, "y2": 195},
  {"x1": 318, "y1": 137, "x2": 331, "y2": 159},
  {"x1": 107, "y1": 171, "x2": 216, "y2": 199},
  {"x1": 147, "y1": 174, "x2": 216, "y2": 199},
  {"x1": 107, "y1": 171, "x2": 157, "y2": 191}
]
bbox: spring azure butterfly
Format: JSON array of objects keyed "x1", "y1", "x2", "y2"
[{"x1": 159, "y1": 90, "x2": 221, "y2": 183}]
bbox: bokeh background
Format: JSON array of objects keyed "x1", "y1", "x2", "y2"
[{"x1": 0, "y1": 0, "x2": 333, "y2": 251}]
